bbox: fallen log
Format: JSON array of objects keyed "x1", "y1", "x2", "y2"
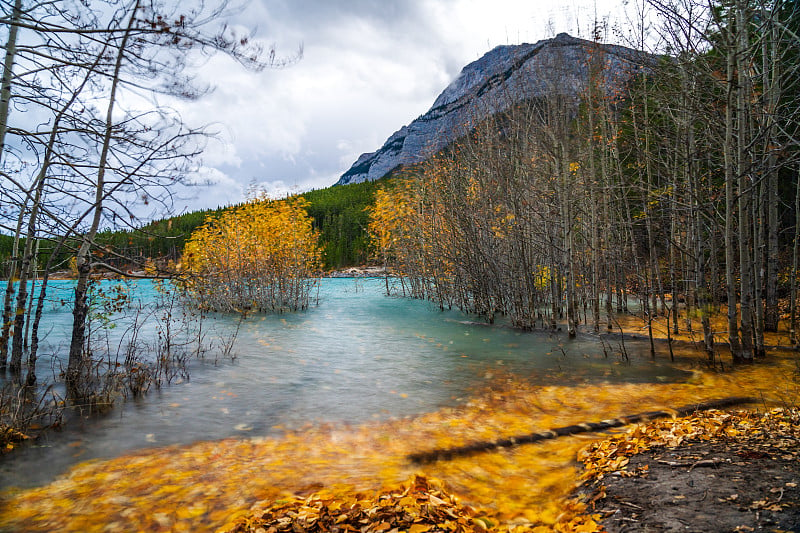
[{"x1": 408, "y1": 396, "x2": 756, "y2": 464}]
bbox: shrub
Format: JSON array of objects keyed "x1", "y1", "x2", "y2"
[{"x1": 181, "y1": 197, "x2": 321, "y2": 313}]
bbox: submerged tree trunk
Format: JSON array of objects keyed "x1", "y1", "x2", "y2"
[
  {"x1": 10, "y1": 170, "x2": 49, "y2": 376},
  {"x1": 0, "y1": 0, "x2": 23, "y2": 372},
  {"x1": 0, "y1": 207, "x2": 25, "y2": 371},
  {"x1": 409, "y1": 396, "x2": 757, "y2": 463},
  {"x1": 67, "y1": 5, "x2": 137, "y2": 398}
]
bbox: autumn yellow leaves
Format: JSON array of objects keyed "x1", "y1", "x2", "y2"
[
  {"x1": 181, "y1": 197, "x2": 321, "y2": 313},
  {"x1": 2, "y1": 353, "x2": 797, "y2": 532},
  {"x1": 224, "y1": 474, "x2": 484, "y2": 533},
  {"x1": 594, "y1": 409, "x2": 790, "y2": 478}
]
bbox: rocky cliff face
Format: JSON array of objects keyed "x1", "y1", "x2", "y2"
[{"x1": 337, "y1": 33, "x2": 650, "y2": 185}]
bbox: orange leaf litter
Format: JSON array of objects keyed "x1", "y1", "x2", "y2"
[{"x1": 1, "y1": 352, "x2": 797, "y2": 532}]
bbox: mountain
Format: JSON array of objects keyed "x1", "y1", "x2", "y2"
[{"x1": 337, "y1": 33, "x2": 651, "y2": 185}]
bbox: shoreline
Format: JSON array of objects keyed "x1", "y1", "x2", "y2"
[
  {"x1": 7, "y1": 266, "x2": 391, "y2": 281},
  {"x1": 8, "y1": 271, "x2": 798, "y2": 355}
]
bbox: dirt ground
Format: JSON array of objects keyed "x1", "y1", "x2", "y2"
[{"x1": 594, "y1": 437, "x2": 800, "y2": 532}]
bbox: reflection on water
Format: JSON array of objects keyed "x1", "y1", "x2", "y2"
[{"x1": 1, "y1": 277, "x2": 688, "y2": 490}]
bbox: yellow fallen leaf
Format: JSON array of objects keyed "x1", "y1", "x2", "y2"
[{"x1": 176, "y1": 505, "x2": 207, "y2": 520}]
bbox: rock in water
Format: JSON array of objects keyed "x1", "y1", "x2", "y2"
[{"x1": 336, "y1": 33, "x2": 652, "y2": 185}]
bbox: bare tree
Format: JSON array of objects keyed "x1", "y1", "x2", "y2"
[{"x1": 1, "y1": 0, "x2": 295, "y2": 396}]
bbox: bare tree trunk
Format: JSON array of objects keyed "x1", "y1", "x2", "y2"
[
  {"x1": 16, "y1": 45, "x2": 102, "y2": 382},
  {"x1": 763, "y1": 10, "x2": 781, "y2": 332},
  {"x1": 724, "y1": 31, "x2": 742, "y2": 361},
  {"x1": 25, "y1": 247, "x2": 64, "y2": 387},
  {"x1": 560, "y1": 154, "x2": 577, "y2": 338},
  {"x1": 0, "y1": 0, "x2": 21, "y2": 159},
  {"x1": 589, "y1": 129, "x2": 600, "y2": 334},
  {"x1": 67, "y1": 4, "x2": 137, "y2": 398},
  {"x1": 736, "y1": 0, "x2": 754, "y2": 362},
  {"x1": 791, "y1": 163, "x2": 800, "y2": 348},
  {"x1": 0, "y1": 207, "x2": 25, "y2": 370},
  {"x1": 10, "y1": 165, "x2": 50, "y2": 375},
  {"x1": 0, "y1": 0, "x2": 24, "y2": 370}
]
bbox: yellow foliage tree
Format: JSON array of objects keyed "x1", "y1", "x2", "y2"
[
  {"x1": 181, "y1": 197, "x2": 321, "y2": 313},
  {"x1": 368, "y1": 177, "x2": 464, "y2": 306},
  {"x1": 367, "y1": 179, "x2": 438, "y2": 299},
  {"x1": 367, "y1": 181, "x2": 416, "y2": 270}
]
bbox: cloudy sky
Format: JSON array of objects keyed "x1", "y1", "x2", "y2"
[{"x1": 174, "y1": 0, "x2": 636, "y2": 213}]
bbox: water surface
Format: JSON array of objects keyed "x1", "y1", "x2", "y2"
[{"x1": 1, "y1": 277, "x2": 687, "y2": 490}]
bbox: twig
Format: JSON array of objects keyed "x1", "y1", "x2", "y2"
[
  {"x1": 688, "y1": 458, "x2": 724, "y2": 471},
  {"x1": 656, "y1": 460, "x2": 691, "y2": 466},
  {"x1": 654, "y1": 458, "x2": 724, "y2": 471},
  {"x1": 620, "y1": 501, "x2": 645, "y2": 510}
]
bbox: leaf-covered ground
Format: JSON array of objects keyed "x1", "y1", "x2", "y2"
[
  {"x1": 225, "y1": 474, "x2": 497, "y2": 533},
  {"x1": 577, "y1": 407, "x2": 800, "y2": 531},
  {"x1": 0, "y1": 351, "x2": 798, "y2": 532}
]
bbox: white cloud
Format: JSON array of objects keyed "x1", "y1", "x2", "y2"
[
  {"x1": 162, "y1": 0, "x2": 631, "y2": 213},
  {"x1": 173, "y1": 166, "x2": 244, "y2": 212}
]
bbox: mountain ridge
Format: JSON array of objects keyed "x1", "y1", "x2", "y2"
[{"x1": 337, "y1": 33, "x2": 651, "y2": 185}]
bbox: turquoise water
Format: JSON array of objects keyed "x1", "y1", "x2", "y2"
[{"x1": 1, "y1": 277, "x2": 687, "y2": 489}]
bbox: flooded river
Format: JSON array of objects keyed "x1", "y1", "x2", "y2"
[{"x1": 1, "y1": 277, "x2": 688, "y2": 490}]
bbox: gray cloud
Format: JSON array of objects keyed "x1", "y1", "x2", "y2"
[{"x1": 169, "y1": 0, "x2": 629, "y2": 213}]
